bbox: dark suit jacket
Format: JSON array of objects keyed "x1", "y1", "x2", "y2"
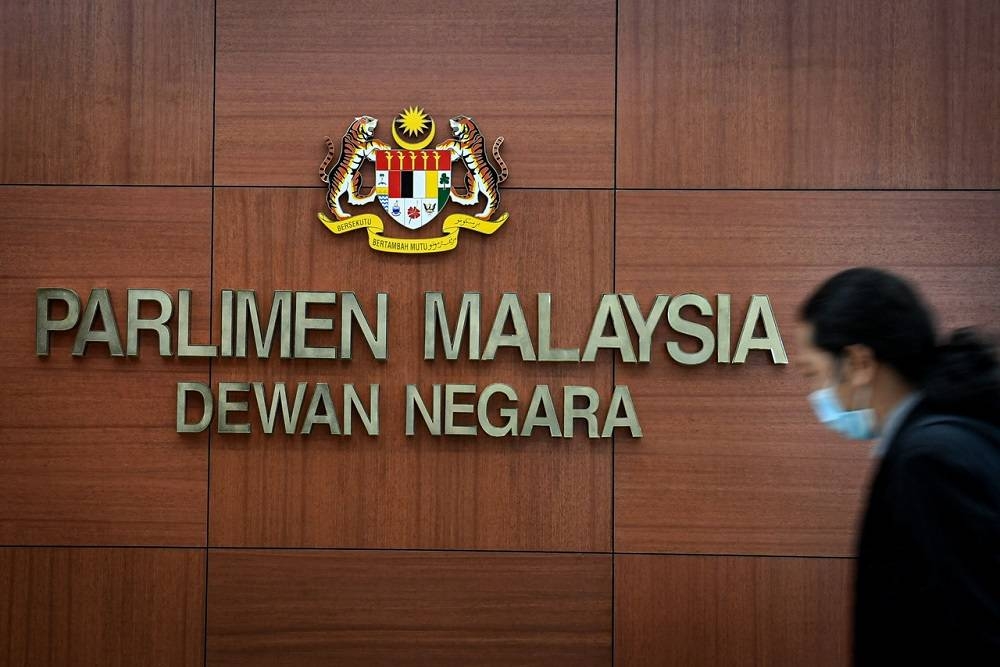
[{"x1": 854, "y1": 402, "x2": 1000, "y2": 666}]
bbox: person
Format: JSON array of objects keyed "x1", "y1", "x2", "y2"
[{"x1": 797, "y1": 267, "x2": 1000, "y2": 666}]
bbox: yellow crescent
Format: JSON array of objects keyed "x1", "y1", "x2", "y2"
[{"x1": 391, "y1": 118, "x2": 435, "y2": 150}]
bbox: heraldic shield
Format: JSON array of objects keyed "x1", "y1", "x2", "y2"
[
  {"x1": 317, "y1": 106, "x2": 509, "y2": 254},
  {"x1": 375, "y1": 150, "x2": 451, "y2": 229}
]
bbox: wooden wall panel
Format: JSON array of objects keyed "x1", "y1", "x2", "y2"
[
  {"x1": 0, "y1": 187, "x2": 211, "y2": 545},
  {"x1": 615, "y1": 191, "x2": 1000, "y2": 555},
  {"x1": 207, "y1": 549, "x2": 611, "y2": 666},
  {"x1": 0, "y1": 0, "x2": 214, "y2": 185},
  {"x1": 618, "y1": 0, "x2": 1000, "y2": 189},
  {"x1": 615, "y1": 554, "x2": 852, "y2": 667},
  {"x1": 0, "y1": 547, "x2": 205, "y2": 667},
  {"x1": 2, "y1": 0, "x2": 996, "y2": 663},
  {"x1": 209, "y1": 188, "x2": 613, "y2": 550},
  {"x1": 214, "y1": 0, "x2": 615, "y2": 187}
]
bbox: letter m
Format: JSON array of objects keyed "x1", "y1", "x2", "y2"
[{"x1": 423, "y1": 292, "x2": 480, "y2": 360}]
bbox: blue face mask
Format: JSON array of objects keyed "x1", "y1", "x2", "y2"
[{"x1": 808, "y1": 386, "x2": 877, "y2": 440}]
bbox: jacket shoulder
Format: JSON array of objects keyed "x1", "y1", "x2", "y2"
[{"x1": 891, "y1": 413, "x2": 1000, "y2": 473}]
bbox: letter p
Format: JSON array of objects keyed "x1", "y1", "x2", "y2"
[{"x1": 36, "y1": 288, "x2": 81, "y2": 356}]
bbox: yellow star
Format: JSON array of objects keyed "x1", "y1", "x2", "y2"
[{"x1": 396, "y1": 106, "x2": 430, "y2": 137}]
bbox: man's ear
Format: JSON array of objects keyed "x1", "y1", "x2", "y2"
[{"x1": 842, "y1": 344, "x2": 877, "y2": 387}]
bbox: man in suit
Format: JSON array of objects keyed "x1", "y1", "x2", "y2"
[{"x1": 797, "y1": 267, "x2": 1000, "y2": 666}]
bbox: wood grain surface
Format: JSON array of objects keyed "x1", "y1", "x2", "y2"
[
  {"x1": 0, "y1": 547, "x2": 205, "y2": 667},
  {"x1": 209, "y1": 188, "x2": 613, "y2": 550},
  {"x1": 616, "y1": 554, "x2": 852, "y2": 667},
  {"x1": 214, "y1": 0, "x2": 615, "y2": 187},
  {"x1": 0, "y1": 0, "x2": 214, "y2": 185},
  {"x1": 0, "y1": 187, "x2": 212, "y2": 545},
  {"x1": 618, "y1": 0, "x2": 1000, "y2": 188},
  {"x1": 2, "y1": 0, "x2": 997, "y2": 664},
  {"x1": 207, "y1": 549, "x2": 611, "y2": 666},
  {"x1": 614, "y1": 190, "x2": 1000, "y2": 555}
]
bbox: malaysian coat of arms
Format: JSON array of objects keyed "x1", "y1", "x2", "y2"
[{"x1": 317, "y1": 106, "x2": 510, "y2": 254}]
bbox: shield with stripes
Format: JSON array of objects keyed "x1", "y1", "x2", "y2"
[{"x1": 374, "y1": 149, "x2": 452, "y2": 230}]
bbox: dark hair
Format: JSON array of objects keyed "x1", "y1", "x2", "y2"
[{"x1": 800, "y1": 267, "x2": 999, "y2": 425}]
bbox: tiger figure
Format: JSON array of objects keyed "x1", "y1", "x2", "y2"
[
  {"x1": 436, "y1": 115, "x2": 508, "y2": 220},
  {"x1": 319, "y1": 115, "x2": 390, "y2": 220}
]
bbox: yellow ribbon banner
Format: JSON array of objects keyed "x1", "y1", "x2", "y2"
[{"x1": 317, "y1": 211, "x2": 508, "y2": 254}]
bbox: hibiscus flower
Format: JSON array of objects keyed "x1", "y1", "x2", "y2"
[{"x1": 407, "y1": 206, "x2": 421, "y2": 220}]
